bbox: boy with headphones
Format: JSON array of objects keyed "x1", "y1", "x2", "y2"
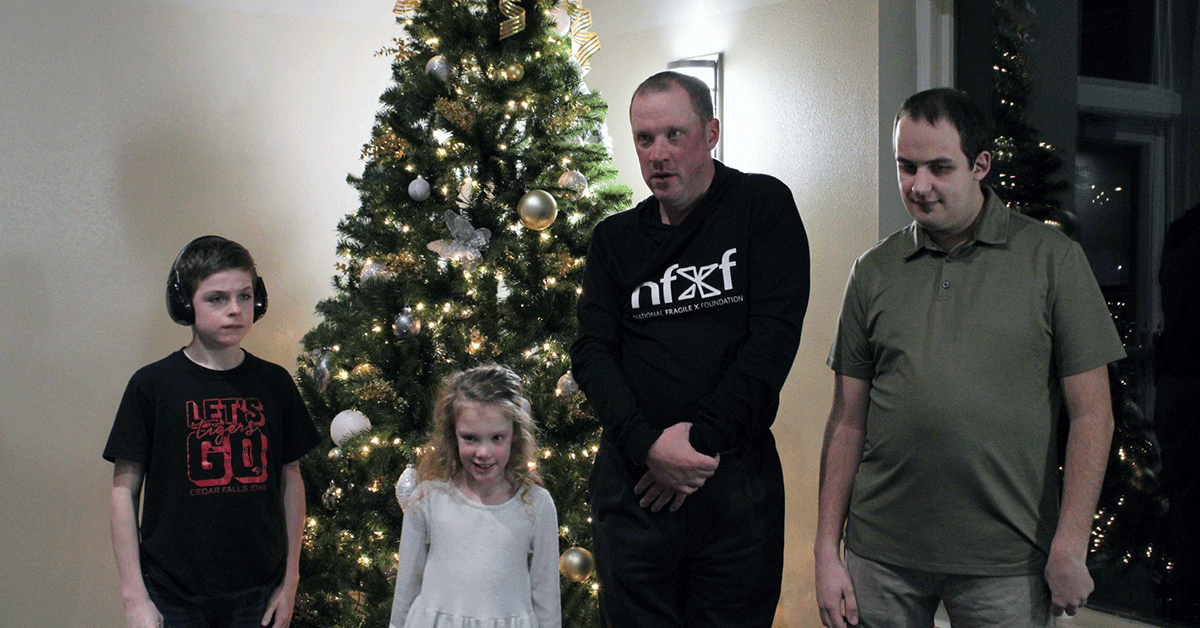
[{"x1": 104, "y1": 236, "x2": 320, "y2": 628}]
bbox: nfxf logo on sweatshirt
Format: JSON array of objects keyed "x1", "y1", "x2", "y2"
[{"x1": 630, "y1": 247, "x2": 744, "y2": 319}]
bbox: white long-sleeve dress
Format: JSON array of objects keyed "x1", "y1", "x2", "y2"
[{"x1": 389, "y1": 480, "x2": 561, "y2": 628}]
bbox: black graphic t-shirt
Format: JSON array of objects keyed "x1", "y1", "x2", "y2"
[
  {"x1": 104, "y1": 349, "x2": 320, "y2": 602},
  {"x1": 571, "y1": 161, "x2": 810, "y2": 467}
]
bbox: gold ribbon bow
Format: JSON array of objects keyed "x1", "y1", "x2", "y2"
[
  {"x1": 499, "y1": 0, "x2": 526, "y2": 39},
  {"x1": 565, "y1": 0, "x2": 600, "y2": 71}
]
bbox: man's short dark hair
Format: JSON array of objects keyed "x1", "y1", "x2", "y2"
[
  {"x1": 894, "y1": 88, "x2": 992, "y2": 162},
  {"x1": 631, "y1": 71, "x2": 714, "y2": 122}
]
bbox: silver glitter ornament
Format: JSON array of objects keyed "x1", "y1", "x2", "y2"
[
  {"x1": 395, "y1": 464, "x2": 419, "y2": 510},
  {"x1": 313, "y1": 351, "x2": 332, "y2": 392},
  {"x1": 392, "y1": 307, "x2": 421, "y2": 337},
  {"x1": 557, "y1": 170, "x2": 588, "y2": 198},
  {"x1": 556, "y1": 371, "x2": 580, "y2": 396},
  {"x1": 425, "y1": 55, "x2": 452, "y2": 82},
  {"x1": 360, "y1": 261, "x2": 391, "y2": 282},
  {"x1": 322, "y1": 482, "x2": 341, "y2": 508}
]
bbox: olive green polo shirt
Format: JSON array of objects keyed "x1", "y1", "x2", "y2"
[{"x1": 829, "y1": 187, "x2": 1126, "y2": 575}]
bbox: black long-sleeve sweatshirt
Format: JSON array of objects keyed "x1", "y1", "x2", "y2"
[{"x1": 570, "y1": 161, "x2": 810, "y2": 468}]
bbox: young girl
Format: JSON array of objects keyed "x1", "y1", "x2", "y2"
[{"x1": 389, "y1": 364, "x2": 561, "y2": 628}]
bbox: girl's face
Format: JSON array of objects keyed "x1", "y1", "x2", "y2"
[{"x1": 454, "y1": 400, "x2": 513, "y2": 491}]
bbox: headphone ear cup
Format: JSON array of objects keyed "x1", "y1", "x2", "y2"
[
  {"x1": 253, "y1": 276, "x2": 268, "y2": 322},
  {"x1": 166, "y1": 270, "x2": 194, "y2": 325}
]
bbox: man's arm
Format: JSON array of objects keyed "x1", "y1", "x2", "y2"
[
  {"x1": 814, "y1": 373, "x2": 870, "y2": 628},
  {"x1": 570, "y1": 226, "x2": 664, "y2": 471},
  {"x1": 262, "y1": 461, "x2": 305, "y2": 628},
  {"x1": 1045, "y1": 365, "x2": 1114, "y2": 616},
  {"x1": 571, "y1": 225, "x2": 718, "y2": 512},
  {"x1": 109, "y1": 459, "x2": 162, "y2": 628},
  {"x1": 687, "y1": 180, "x2": 810, "y2": 455}
]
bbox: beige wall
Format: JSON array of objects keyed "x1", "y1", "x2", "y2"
[
  {"x1": 0, "y1": 0, "x2": 884, "y2": 625},
  {"x1": 0, "y1": 1, "x2": 392, "y2": 625}
]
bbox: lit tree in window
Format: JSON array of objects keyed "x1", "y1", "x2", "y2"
[{"x1": 988, "y1": 0, "x2": 1071, "y2": 232}]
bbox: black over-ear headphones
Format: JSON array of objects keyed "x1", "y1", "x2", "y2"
[{"x1": 166, "y1": 235, "x2": 268, "y2": 326}]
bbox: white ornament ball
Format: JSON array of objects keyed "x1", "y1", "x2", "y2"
[
  {"x1": 330, "y1": 409, "x2": 372, "y2": 447},
  {"x1": 395, "y1": 464, "x2": 419, "y2": 510},
  {"x1": 408, "y1": 176, "x2": 431, "y2": 201},
  {"x1": 425, "y1": 55, "x2": 452, "y2": 82},
  {"x1": 517, "y1": 190, "x2": 558, "y2": 231}
]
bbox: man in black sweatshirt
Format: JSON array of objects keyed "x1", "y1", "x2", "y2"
[{"x1": 570, "y1": 71, "x2": 810, "y2": 627}]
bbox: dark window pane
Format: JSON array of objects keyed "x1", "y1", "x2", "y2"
[
  {"x1": 1079, "y1": 0, "x2": 1155, "y2": 83},
  {"x1": 1075, "y1": 139, "x2": 1139, "y2": 294}
]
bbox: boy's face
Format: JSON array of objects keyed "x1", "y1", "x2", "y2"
[{"x1": 190, "y1": 269, "x2": 255, "y2": 350}]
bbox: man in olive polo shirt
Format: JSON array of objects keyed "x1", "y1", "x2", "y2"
[{"x1": 814, "y1": 88, "x2": 1126, "y2": 628}]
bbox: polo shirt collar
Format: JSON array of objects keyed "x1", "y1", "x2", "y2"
[{"x1": 903, "y1": 186, "x2": 1009, "y2": 258}]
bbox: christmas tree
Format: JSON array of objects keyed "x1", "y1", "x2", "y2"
[{"x1": 290, "y1": 2, "x2": 629, "y2": 626}]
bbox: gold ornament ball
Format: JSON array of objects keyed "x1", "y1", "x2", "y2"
[
  {"x1": 517, "y1": 190, "x2": 558, "y2": 231},
  {"x1": 504, "y1": 62, "x2": 524, "y2": 81},
  {"x1": 559, "y1": 547, "x2": 595, "y2": 582}
]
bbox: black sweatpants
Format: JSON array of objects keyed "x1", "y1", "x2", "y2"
[{"x1": 589, "y1": 433, "x2": 785, "y2": 628}]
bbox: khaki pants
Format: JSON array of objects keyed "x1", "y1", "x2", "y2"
[{"x1": 845, "y1": 549, "x2": 1052, "y2": 628}]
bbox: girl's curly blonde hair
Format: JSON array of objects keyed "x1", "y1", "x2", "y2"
[{"x1": 417, "y1": 364, "x2": 543, "y2": 496}]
